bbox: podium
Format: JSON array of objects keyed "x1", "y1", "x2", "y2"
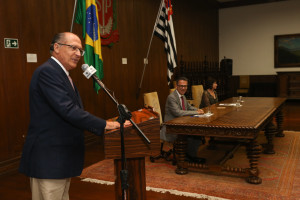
[{"x1": 104, "y1": 107, "x2": 160, "y2": 200}]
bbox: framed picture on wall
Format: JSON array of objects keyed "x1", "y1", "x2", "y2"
[{"x1": 275, "y1": 34, "x2": 300, "y2": 68}]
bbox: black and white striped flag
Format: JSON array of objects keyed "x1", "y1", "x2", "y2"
[{"x1": 154, "y1": 0, "x2": 177, "y2": 85}]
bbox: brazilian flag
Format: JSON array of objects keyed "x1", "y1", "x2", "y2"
[{"x1": 75, "y1": 0, "x2": 103, "y2": 93}]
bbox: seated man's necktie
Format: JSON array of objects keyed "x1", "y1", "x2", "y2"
[{"x1": 181, "y1": 96, "x2": 185, "y2": 110}]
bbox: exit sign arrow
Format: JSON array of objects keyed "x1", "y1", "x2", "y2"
[{"x1": 4, "y1": 38, "x2": 19, "y2": 49}]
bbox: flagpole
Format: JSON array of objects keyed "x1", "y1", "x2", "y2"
[
  {"x1": 70, "y1": 0, "x2": 79, "y2": 32},
  {"x1": 136, "y1": 0, "x2": 164, "y2": 99}
]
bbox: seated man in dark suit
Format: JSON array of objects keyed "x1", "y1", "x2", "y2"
[{"x1": 161, "y1": 77, "x2": 206, "y2": 163}]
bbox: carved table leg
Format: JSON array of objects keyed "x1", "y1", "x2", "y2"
[
  {"x1": 246, "y1": 139, "x2": 262, "y2": 184},
  {"x1": 275, "y1": 110, "x2": 285, "y2": 137},
  {"x1": 175, "y1": 134, "x2": 188, "y2": 175},
  {"x1": 264, "y1": 122, "x2": 277, "y2": 154},
  {"x1": 207, "y1": 136, "x2": 217, "y2": 150}
]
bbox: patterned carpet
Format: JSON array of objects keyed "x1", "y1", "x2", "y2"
[{"x1": 80, "y1": 131, "x2": 300, "y2": 200}]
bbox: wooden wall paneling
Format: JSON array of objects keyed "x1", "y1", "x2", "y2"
[
  {"x1": 229, "y1": 75, "x2": 277, "y2": 97},
  {"x1": 174, "y1": 0, "x2": 219, "y2": 62},
  {"x1": 250, "y1": 75, "x2": 277, "y2": 97},
  {"x1": 50, "y1": 0, "x2": 74, "y2": 33},
  {"x1": 127, "y1": 0, "x2": 142, "y2": 108},
  {"x1": 0, "y1": 0, "x2": 220, "y2": 175},
  {"x1": 0, "y1": 1, "x2": 9, "y2": 162},
  {"x1": 38, "y1": 1, "x2": 59, "y2": 62},
  {"x1": 226, "y1": 75, "x2": 236, "y2": 98},
  {"x1": 114, "y1": 0, "x2": 131, "y2": 108},
  {"x1": 138, "y1": 0, "x2": 170, "y2": 110},
  {"x1": 277, "y1": 73, "x2": 289, "y2": 97},
  {"x1": 13, "y1": 0, "x2": 41, "y2": 157},
  {"x1": 0, "y1": 0, "x2": 23, "y2": 163},
  {"x1": 122, "y1": 0, "x2": 150, "y2": 109},
  {"x1": 277, "y1": 72, "x2": 300, "y2": 99},
  {"x1": 134, "y1": 0, "x2": 155, "y2": 96}
]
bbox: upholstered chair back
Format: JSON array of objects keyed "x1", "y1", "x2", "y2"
[{"x1": 143, "y1": 92, "x2": 162, "y2": 125}]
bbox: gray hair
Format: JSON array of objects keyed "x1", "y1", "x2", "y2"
[{"x1": 49, "y1": 33, "x2": 66, "y2": 54}]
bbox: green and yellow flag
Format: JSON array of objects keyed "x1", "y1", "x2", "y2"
[{"x1": 75, "y1": 0, "x2": 103, "y2": 93}]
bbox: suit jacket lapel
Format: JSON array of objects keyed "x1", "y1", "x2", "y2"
[
  {"x1": 173, "y1": 91, "x2": 184, "y2": 110},
  {"x1": 49, "y1": 59, "x2": 83, "y2": 108},
  {"x1": 74, "y1": 86, "x2": 83, "y2": 108},
  {"x1": 66, "y1": 77, "x2": 83, "y2": 108}
]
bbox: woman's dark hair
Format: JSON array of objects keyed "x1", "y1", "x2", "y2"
[{"x1": 205, "y1": 77, "x2": 217, "y2": 90}]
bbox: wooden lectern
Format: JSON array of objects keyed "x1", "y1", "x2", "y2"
[{"x1": 104, "y1": 107, "x2": 160, "y2": 200}]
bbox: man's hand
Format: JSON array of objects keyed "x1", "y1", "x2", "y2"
[
  {"x1": 197, "y1": 109, "x2": 204, "y2": 114},
  {"x1": 105, "y1": 120, "x2": 131, "y2": 130},
  {"x1": 124, "y1": 120, "x2": 131, "y2": 127}
]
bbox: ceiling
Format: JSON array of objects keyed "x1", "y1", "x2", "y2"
[{"x1": 217, "y1": 0, "x2": 288, "y2": 8}]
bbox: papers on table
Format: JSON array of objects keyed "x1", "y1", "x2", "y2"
[
  {"x1": 193, "y1": 113, "x2": 213, "y2": 117},
  {"x1": 219, "y1": 103, "x2": 242, "y2": 107},
  {"x1": 219, "y1": 103, "x2": 240, "y2": 107}
]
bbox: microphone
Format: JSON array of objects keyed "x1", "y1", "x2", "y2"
[
  {"x1": 81, "y1": 64, "x2": 151, "y2": 144},
  {"x1": 81, "y1": 64, "x2": 105, "y2": 89}
]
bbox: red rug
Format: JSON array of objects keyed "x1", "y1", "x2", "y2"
[{"x1": 80, "y1": 131, "x2": 300, "y2": 200}]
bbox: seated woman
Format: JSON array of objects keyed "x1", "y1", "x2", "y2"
[
  {"x1": 200, "y1": 77, "x2": 218, "y2": 148},
  {"x1": 200, "y1": 77, "x2": 218, "y2": 108}
]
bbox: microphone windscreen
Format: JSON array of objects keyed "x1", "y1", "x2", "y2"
[
  {"x1": 81, "y1": 64, "x2": 89, "y2": 71},
  {"x1": 82, "y1": 64, "x2": 97, "y2": 79}
]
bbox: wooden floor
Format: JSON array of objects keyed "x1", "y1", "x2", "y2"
[{"x1": 0, "y1": 100, "x2": 299, "y2": 200}]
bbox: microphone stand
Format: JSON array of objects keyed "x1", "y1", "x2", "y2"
[{"x1": 91, "y1": 75, "x2": 151, "y2": 200}]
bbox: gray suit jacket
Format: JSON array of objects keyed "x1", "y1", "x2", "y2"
[{"x1": 161, "y1": 90, "x2": 199, "y2": 142}]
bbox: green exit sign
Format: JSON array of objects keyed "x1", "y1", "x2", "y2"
[{"x1": 4, "y1": 38, "x2": 19, "y2": 48}]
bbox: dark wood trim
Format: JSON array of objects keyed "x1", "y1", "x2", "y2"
[
  {"x1": 277, "y1": 72, "x2": 300, "y2": 99},
  {"x1": 0, "y1": 156, "x2": 20, "y2": 176},
  {"x1": 230, "y1": 75, "x2": 277, "y2": 97},
  {"x1": 218, "y1": 0, "x2": 287, "y2": 9}
]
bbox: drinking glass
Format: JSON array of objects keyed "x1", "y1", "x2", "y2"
[
  {"x1": 236, "y1": 99, "x2": 241, "y2": 107},
  {"x1": 207, "y1": 105, "x2": 212, "y2": 115},
  {"x1": 239, "y1": 96, "x2": 244, "y2": 103}
]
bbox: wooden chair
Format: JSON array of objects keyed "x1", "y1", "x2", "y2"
[
  {"x1": 237, "y1": 75, "x2": 250, "y2": 96},
  {"x1": 170, "y1": 88, "x2": 175, "y2": 94},
  {"x1": 143, "y1": 92, "x2": 162, "y2": 124},
  {"x1": 144, "y1": 92, "x2": 176, "y2": 164},
  {"x1": 191, "y1": 85, "x2": 204, "y2": 108},
  {"x1": 170, "y1": 80, "x2": 176, "y2": 94}
]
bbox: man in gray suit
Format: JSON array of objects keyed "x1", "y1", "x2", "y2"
[{"x1": 161, "y1": 77, "x2": 205, "y2": 163}]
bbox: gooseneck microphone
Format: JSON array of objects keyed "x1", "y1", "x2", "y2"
[
  {"x1": 81, "y1": 63, "x2": 150, "y2": 144},
  {"x1": 81, "y1": 63, "x2": 118, "y2": 106},
  {"x1": 81, "y1": 64, "x2": 106, "y2": 89}
]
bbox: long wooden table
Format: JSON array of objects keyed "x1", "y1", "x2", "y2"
[{"x1": 164, "y1": 97, "x2": 286, "y2": 184}]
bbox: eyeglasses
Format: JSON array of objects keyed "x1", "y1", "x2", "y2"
[
  {"x1": 177, "y1": 85, "x2": 188, "y2": 88},
  {"x1": 57, "y1": 43, "x2": 85, "y2": 56}
]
